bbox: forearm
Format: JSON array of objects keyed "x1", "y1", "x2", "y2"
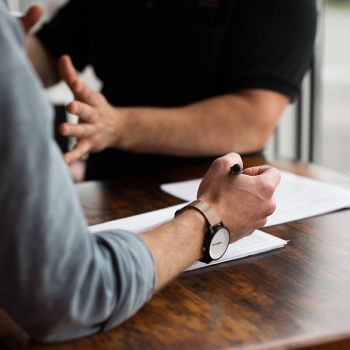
[
  {"x1": 140, "y1": 210, "x2": 206, "y2": 291},
  {"x1": 58, "y1": 59, "x2": 289, "y2": 163},
  {"x1": 27, "y1": 35, "x2": 60, "y2": 87},
  {"x1": 115, "y1": 90, "x2": 289, "y2": 156}
]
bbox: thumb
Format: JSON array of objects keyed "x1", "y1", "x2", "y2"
[
  {"x1": 21, "y1": 5, "x2": 44, "y2": 34},
  {"x1": 58, "y1": 55, "x2": 82, "y2": 92}
]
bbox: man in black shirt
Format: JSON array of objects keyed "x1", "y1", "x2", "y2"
[{"x1": 27, "y1": 0, "x2": 317, "y2": 180}]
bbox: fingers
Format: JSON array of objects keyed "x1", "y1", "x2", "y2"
[
  {"x1": 264, "y1": 197, "x2": 276, "y2": 217},
  {"x1": 21, "y1": 5, "x2": 43, "y2": 33},
  {"x1": 244, "y1": 166, "x2": 279, "y2": 217},
  {"x1": 58, "y1": 55, "x2": 79, "y2": 88},
  {"x1": 60, "y1": 122, "x2": 93, "y2": 139},
  {"x1": 211, "y1": 152, "x2": 243, "y2": 173},
  {"x1": 243, "y1": 165, "x2": 273, "y2": 176},
  {"x1": 58, "y1": 55, "x2": 99, "y2": 106},
  {"x1": 64, "y1": 140, "x2": 91, "y2": 164},
  {"x1": 66, "y1": 101, "x2": 97, "y2": 123},
  {"x1": 197, "y1": 152, "x2": 243, "y2": 200},
  {"x1": 244, "y1": 166, "x2": 281, "y2": 188},
  {"x1": 240, "y1": 166, "x2": 279, "y2": 220},
  {"x1": 252, "y1": 166, "x2": 281, "y2": 187},
  {"x1": 60, "y1": 100, "x2": 96, "y2": 138}
]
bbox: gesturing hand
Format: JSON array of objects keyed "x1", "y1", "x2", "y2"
[
  {"x1": 20, "y1": 5, "x2": 43, "y2": 34},
  {"x1": 58, "y1": 55, "x2": 123, "y2": 164},
  {"x1": 198, "y1": 153, "x2": 280, "y2": 244}
]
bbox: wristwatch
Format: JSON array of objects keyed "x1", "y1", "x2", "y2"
[{"x1": 175, "y1": 200, "x2": 230, "y2": 264}]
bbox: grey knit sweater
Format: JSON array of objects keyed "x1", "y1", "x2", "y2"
[{"x1": 0, "y1": 2, "x2": 155, "y2": 342}]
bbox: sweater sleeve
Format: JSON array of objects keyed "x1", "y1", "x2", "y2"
[{"x1": 0, "y1": 4, "x2": 156, "y2": 343}]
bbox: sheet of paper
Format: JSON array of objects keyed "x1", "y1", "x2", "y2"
[
  {"x1": 186, "y1": 230, "x2": 287, "y2": 271},
  {"x1": 88, "y1": 205, "x2": 288, "y2": 271},
  {"x1": 88, "y1": 203, "x2": 185, "y2": 235},
  {"x1": 160, "y1": 170, "x2": 350, "y2": 227}
]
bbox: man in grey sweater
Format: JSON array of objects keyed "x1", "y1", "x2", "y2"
[{"x1": 0, "y1": 2, "x2": 280, "y2": 343}]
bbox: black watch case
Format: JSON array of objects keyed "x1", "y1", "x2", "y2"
[{"x1": 200, "y1": 221, "x2": 230, "y2": 264}]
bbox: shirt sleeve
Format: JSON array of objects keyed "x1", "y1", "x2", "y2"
[
  {"x1": 0, "y1": 5, "x2": 156, "y2": 343},
  {"x1": 35, "y1": 0, "x2": 91, "y2": 72},
  {"x1": 220, "y1": 0, "x2": 317, "y2": 101}
]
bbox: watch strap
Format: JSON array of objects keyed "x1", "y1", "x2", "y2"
[{"x1": 175, "y1": 200, "x2": 221, "y2": 227}]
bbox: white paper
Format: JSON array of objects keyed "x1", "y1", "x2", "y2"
[
  {"x1": 185, "y1": 230, "x2": 287, "y2": 271},
  {"x1": 160, "y1": 169, "x2": 350, "y2": 227},
  {"x1": 88, "y1": 204, "x2": 288, "y2": 271},
  {"x1": 88, "y1": 203, "x2": 185, "y2": 235}
]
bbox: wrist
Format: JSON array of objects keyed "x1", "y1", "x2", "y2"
[
  {"x1": 174, "y1": 208, "x2": 207, "y2": 261},
  {"x1": 110, "y1": 106, "x2": 128, "y2": 149},
  {"x1": 175, "y1": 200, "x2": 230, "y2": 263}
]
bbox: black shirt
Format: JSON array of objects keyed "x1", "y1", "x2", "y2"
[{"x1": 37, "y1": 0, "x2": 317, "y2": 180}]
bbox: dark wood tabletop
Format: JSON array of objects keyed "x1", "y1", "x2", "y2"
[{"x1": 1, "y1": 156, "x2": 350, "y2": 350}]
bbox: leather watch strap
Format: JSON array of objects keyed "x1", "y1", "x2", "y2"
[{"x1": 175, "y1": 200, "x2": 221, "y2": 227}]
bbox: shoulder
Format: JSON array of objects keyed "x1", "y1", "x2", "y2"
[
  {"x1": 276, "y1": 0, "x2": 317, "y2": 25},
  {"x1": 0, "y1": 2, "x2": 25, "y2": 49},
  {"x1": 264, "y1": 0, "x2": 317, "y2": 26},
  {"x1": 233, "y1": 0, "x2": 317, "y2": 42},
  {"x1": 276, "y1": 0, "x2": 317, "y2": 14},
  {"x1": 232, "y1": 0, "x2": 317, "y2": 25},
  {"x1": 272, "y1": 0, "x2": 317, "y2": 46}
]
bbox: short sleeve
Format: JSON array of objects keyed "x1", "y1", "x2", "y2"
[
  {"x1": 36, "y1": 0, "x2": 91, "y2": 72},
  {"x1": 220, "y1": 0, "x2": 317, "y2": 101}
]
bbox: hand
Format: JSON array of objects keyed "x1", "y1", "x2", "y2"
[
  {"x1": 58, "y1": 55, "x2": 123, "y2": 164},
  {"x1": 198, "y1": 153, "x2": 280, "y2": 243},
  {"x1": 21, "y1": 5, "x2": 43, "y2": 34}
]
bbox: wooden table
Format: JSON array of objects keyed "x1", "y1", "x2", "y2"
[{"x1": 1, "y1": 156, "x2": 350, "y2": 350}]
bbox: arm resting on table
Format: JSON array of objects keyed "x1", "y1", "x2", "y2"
[{"x1": 0, "y1": 7, "x2": 155, "y2": 342}]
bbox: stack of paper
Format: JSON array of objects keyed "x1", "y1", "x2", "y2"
[
  {"x1": 89, "y1": 169, "x2": 350, "y2": 271},
  {"x1": 186, "y1": 230, "x2": 287, "y2": 271},
  {"x1": 160, "y1": 169, "x2": 350, "y2": 228},
  {"x1": 88, "y1": 204, "x2": 288, "y2": 271}
]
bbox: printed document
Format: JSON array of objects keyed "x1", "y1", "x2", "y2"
[
  {"x1": 160, "y1": 169, "x2": 350, "y2": 227},
  {"x1": 88, "y1": 169, "x2": 350, "y2": 271},
  {"x1": 88, "y1": 204, "x2": 288, "y2": 271}
]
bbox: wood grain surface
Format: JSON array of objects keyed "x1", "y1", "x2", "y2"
[{"x1": 1, "y1": 156, "x2": 350, "y2": 350}]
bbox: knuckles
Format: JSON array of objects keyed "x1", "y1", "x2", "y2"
[
  {"x1": 259, "y1": 217, "x2": 268, "y2": 228},
  {"x1": 265, "y1": 197, "x2": 276, "y2": 217},
  {"x1": 258, "y1": 180, "x2": 276, "y2": 199},
  {"x1": 211, "y1": 154, "x2": 241, "y2": 173},
  {"x1": 211, "y1": 157, "x2": 229, "y2": 173}
]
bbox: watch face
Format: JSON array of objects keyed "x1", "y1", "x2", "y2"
[{"x1": 209, "y1": 228, "x2": 230, "y2": 260}]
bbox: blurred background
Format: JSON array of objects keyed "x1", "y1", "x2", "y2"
[
  {"x1": 323, "y1": 0, "x2": 350, "y2": 174},
  {"x1": 6, "y1": 0, "x2": 350, "y2": 178},
  {"x1": 264, "y1": 0, "x2": 350, "y2": 175}
]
